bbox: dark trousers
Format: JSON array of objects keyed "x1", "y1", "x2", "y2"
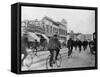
[
  {"x1": 49, "y1": 49, "x2": 60, "y2": 66},
  {"x1": 55, "y1": 49, "x2": 60, "y2": 60},
  {"x1": 79, "y1": 45, "x2": 81, "y2": 52},
  {"x1": 83, "y1": 45, "x2": 87, "y2": 51},
  {"x1": 34, "y1": 47, "x2": 37, "y2": 55},
  {"x1": 68, "y1": 46, "x2": 73, "y2": 56},
  {"x1": 75, "y1": 46, "x2": 77, "y2": 50}
]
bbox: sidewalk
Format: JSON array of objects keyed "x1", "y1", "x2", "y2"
[{"x1": 22, "y1": 47, "x2": 95, "y2": 70}]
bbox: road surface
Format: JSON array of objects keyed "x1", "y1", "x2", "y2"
[{"x1": 22, "y1": 46, "x2": 95, "y2": 71}]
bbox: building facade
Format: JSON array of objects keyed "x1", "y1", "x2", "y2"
[
  {"x1": 22, "y1": 16, "x2": 67, "y2": 42},
  {"x1": 42, "y1": 16, "x2": 67, "y2": 42},
  {"x1": 57, "y1": 21, "x2": 67, "y2": 42},
  {"x1": 42, "y1": 16, "x2": 59, "y2": 37},
  {"x1": 22, "y1": 19, "x2": 45, "y2": 34}
]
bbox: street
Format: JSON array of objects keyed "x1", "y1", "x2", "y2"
[{"x1": 22, "y1": 46, "x2": 95, "y2": 71}]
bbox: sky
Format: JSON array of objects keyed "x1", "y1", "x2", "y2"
[{"x1": 22, "y1": 6, "x2": 95, "y2": 34}]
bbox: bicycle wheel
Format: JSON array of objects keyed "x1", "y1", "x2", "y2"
[
  {"x1": 55, "y1": 54, "x2": 62, "y2": 67},
  {"x1": 46, "y1": 55, "x2": 53, "y2": 69},
  {"x1": 24, "y1": 53, "x2": 34, "y2": 67}
]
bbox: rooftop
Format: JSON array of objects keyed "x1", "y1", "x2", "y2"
[{"x1": 42, "y1": 16, "x2": 59, "y2": 26}]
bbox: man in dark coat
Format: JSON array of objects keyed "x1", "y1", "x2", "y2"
[
  {"x1": 67, "y1": 38, "x2": 73, "y2": 57},
  {"x1": 48, "y1": 34, "x2": 61, "y2": 67},
  {"x1": 77, "y1": 39, "x2": 82, "y2": 52},
  {"x1": 82, "y1": 39, "x2": 88, "y2": 51}
]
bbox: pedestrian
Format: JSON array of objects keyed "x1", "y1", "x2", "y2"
[
  {"x1": 67, "y1": 38, "x2": 73, "y2": 58},
  {"x1": 77, "y1": 39, "x2": 82, "y2": 52},
  {"x1": 34, "y1": 39, "x2": 38, "y2": 56},
  {"x1": 82, "y1": 39, "x2": 88, "y2": 51},
  {"x1": 89, "y1": 40, "x2": 95, "y2": 55},
  {"x1": 73, "y1": 39, "x2": 78, "y2": 50},
  {"x1": 48, "y1": 34, "x2": 61, "y2": 67},
  {"x1": 89, "y1": 32, "x2": 96, "y2": 55}
]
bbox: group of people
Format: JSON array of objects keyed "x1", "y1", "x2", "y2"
[
  {"x1": 67, "y1": 33, "x2": 96, "y2": 57},
  {"x1": 21, "y1": 32, "x2": 96, "y2": 67},
  {"x1": 47, "y1": 32, "x2": 96, "y2": 67},
  {"x1": 67, "y1": 38, "x2": 89, "y2": 57}
]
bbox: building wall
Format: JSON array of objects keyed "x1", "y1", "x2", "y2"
[
  {"x1": 22, "y1": 17, "x2": 67, "y2": 42},
  {"x1": 42, "y1": 18, "x2": 59, "y2": 37},
  {"x1": 42, "y1": 17, "x2": 67, "y2": 39},
  {"x1": 22, "y1": 20, "x2": 45, "y2": 34},
  {"x1": 58, "y1": 23, "x2": 67, "y2": 42}
]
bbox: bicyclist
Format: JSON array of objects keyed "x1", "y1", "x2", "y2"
[{"x1": 48, "y1": 33, "x2": 61, "y2": 67}]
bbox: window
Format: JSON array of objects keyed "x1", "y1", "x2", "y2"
[
  {"x1": 50, "y1": 26, "x2": 52, "y2": 33},
  {"x1": 46, "y1": 25, "x2": 49, "y2": 33}
]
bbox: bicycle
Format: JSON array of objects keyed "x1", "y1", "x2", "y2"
[
  {"x1": 46, "y1": 50, "x2": 62, "y2": 69},
  {"x1": 22, "y1": 47, "x2": 38, "y2": 67}
]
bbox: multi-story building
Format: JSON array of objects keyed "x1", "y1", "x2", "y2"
[
  {"x1": 22, "y1": 16, "x2": 67, "y2": 42},
  {"x1": 22, "y1": 19, "x2": 45, "y2": 34},
  {"x1": 42, "y1": 16, "x2": 67, "y2": 42},
  {"x1": 57, "y1": 21, "x2": 67, "y2": 42},
  {"x1": 42, "y1": 16, "x2": 59, "y2": 38}
]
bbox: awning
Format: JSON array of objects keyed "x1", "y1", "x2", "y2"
[
  {"x1": 35, "y1": 32, "x2": 49, "y2": 43},
  {"x1": 41, "y1": 34, "x2": 49, "y2": 43},
  {"x1": 27, "y1": 32, "x2": 40, "y2": 42}
]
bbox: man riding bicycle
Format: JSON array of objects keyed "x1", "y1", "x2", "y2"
[{"x1": 48, "y1": 34, "x2": 61, "y2": 67}]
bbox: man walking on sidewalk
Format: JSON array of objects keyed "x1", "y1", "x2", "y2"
[
  {"x1": 77, "y1": 39, "x2": 82, "y2": 52},
  {"x1": 67, "y1": 38, "x2": 73, "y2": 58}
]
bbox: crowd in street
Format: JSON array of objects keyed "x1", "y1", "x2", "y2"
[
  {"x1": 21, "y1": 31, "x2": 96, "y2": 67},
  {"x1": 67, "y1": 37, "x2": 95, "y2": 58}
]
